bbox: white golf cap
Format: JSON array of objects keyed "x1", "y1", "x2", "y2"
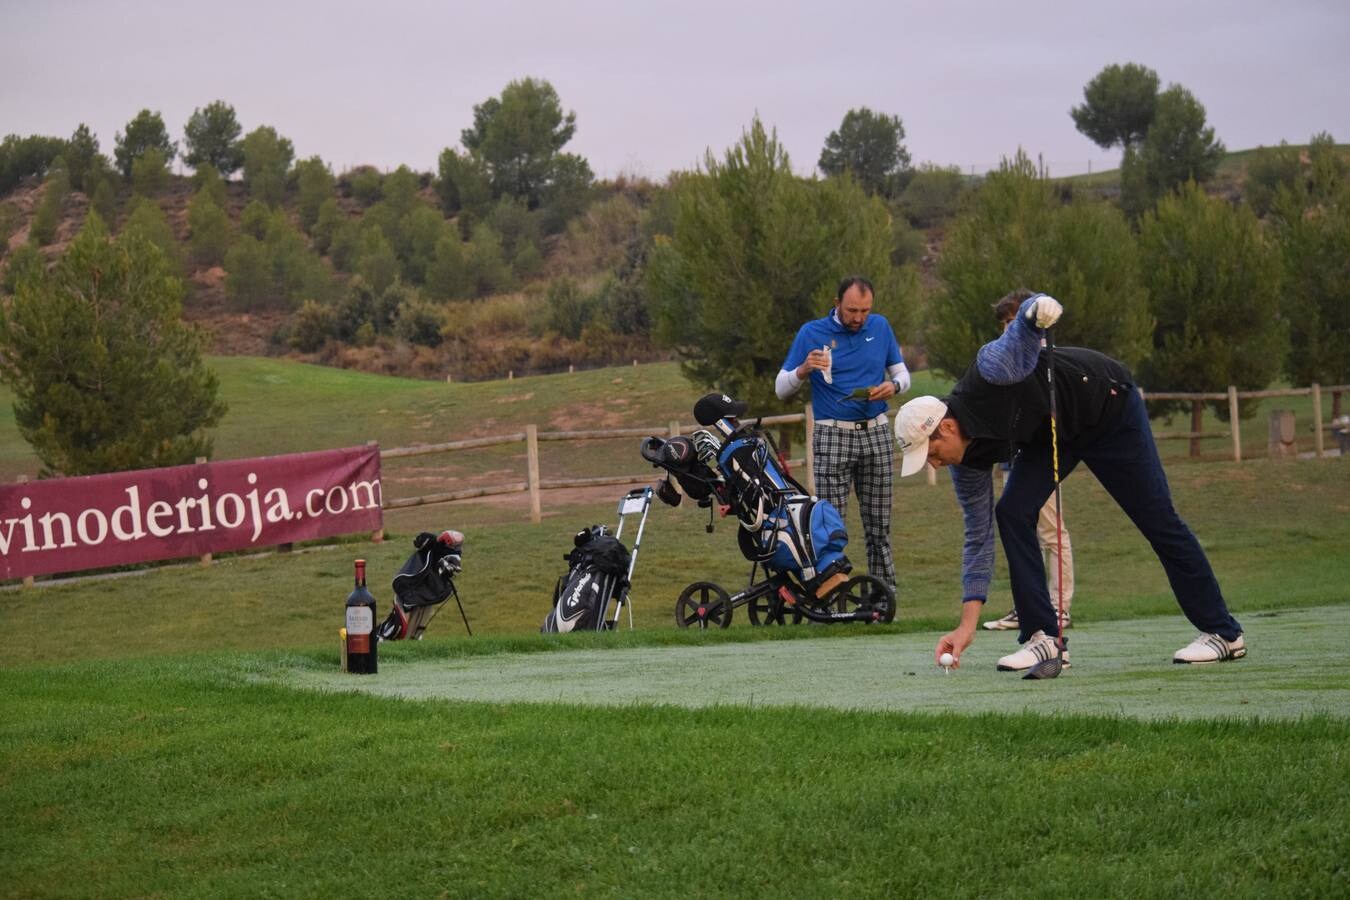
[{"x1": 895, "y1": 396, "x2": 948, "y2": 477}]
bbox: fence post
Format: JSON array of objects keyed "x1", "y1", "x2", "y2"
[
  {"x1": 1312, "y1": 383, "x2": 1324, "y2": 458},
  {"x1": 668, "y1": 420, "x2": 680, "y2": 438},
  {"x1": 1268, "y1": 410, "x2": 1297, "y2": 459},
  {"x1": 367, "y1": 440, "x2": 384, "y2": 543},
  {"x1": 1189, "y1": 399, "x2": 1203, "y2": 458},
  {"x1": 16, "y1": 475, "x2": 33, "y2": 588},
  {"x1": 1228, "y1": 387, "x2": 1241, "y2": 462},
  {"x1": 195, "y1": 457, "x2": 212, "y2": 567},
  {"x1": 525, "y1": 424, "x2": 541, "y2": 524},
  {"x1": 803, "y1": 405, "x2": 816, "y2": 495}
]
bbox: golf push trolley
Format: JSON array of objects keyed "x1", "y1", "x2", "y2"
[{"x1": 640, "y1": 392, "x2": 895, "y2": 630}]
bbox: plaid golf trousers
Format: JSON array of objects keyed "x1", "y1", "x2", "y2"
[{"x1": 812, "y1": 420, "x2": 895, "y2": 588}]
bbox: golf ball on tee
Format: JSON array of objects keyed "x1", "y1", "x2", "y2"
[{"x1": 939, "y1": 652, "x2": 955, "y2": 668}]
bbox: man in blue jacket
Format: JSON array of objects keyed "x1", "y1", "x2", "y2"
[
  {"x1": 894, "y1": 291, "x2": 1245, "y2": 671},
  {"x1": 777, "y1": 275, "x2": 910, "y2": 590}
]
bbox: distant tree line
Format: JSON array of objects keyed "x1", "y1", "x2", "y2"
[{"x1": 1, "y1": 67, "x2": 1347, "y2": 478}]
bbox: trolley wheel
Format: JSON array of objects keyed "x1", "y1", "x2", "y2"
[
  {"x1": 826, "y1": 574, "x2": 896, "y2": 624},
  {"x1": 675, "y1": 582, "x2": 732, "y2": 629},
  {"x1": 747, "y1": 588, "x2": 789, "y2": 626}
]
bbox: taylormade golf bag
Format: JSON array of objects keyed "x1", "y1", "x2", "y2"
[
  {"x1": 541, "y1": 525, "x2": 632, "y2": 633},
  {"x1": 376, "y1": 530, "x2": 470, "y2": 640}
]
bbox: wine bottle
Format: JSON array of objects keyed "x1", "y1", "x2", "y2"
[{"x1": 344, "y1": 559, "x2": 378, "y2": 674}]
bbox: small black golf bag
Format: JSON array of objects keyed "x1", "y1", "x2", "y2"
[
  {"x1": 376, "y1": 530, "x2": 472, "y2": 640},
  {"x1": 542, "y1": 525, "x2": 633, "y2": 633}
]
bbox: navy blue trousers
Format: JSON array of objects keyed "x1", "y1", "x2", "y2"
[{"x1": 995, "y1": 389, "x2": 1242, "y2": 644}]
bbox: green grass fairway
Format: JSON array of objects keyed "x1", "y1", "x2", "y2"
[{"x1": 278, "y1": 606, "x2": 1349, "y2": 722}]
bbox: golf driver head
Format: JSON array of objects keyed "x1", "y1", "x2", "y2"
[{"x1": 1022, "y1": 656, "x2": 1063, "y2": 680}]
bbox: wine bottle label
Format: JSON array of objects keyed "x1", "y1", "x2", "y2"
[
  {"x1": 346, "y1": 606, "x2": 373, "y2": 634},
  {"x1": 348, "y1": 633, "x2": 370, "y2": 654}
]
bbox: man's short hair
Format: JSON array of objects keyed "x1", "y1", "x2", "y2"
[
  {"x1": 836, "y1": 275, "x2": 874, "y2": 301},
  {"x1": 992, "y1": 288, "x2": 1035, "y2": 324}
]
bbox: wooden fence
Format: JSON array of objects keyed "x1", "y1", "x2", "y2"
[{"x1": 381, "y1": 382, "x2": 1348, "y2": 523}]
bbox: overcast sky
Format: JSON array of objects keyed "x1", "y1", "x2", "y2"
[{"x1": 3, "y1": 0, "x2": 1347, "y2": 181}]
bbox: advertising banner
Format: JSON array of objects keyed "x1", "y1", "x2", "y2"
[{"x1": 0, "y1": 445, "x2": 383, "y2": 580}]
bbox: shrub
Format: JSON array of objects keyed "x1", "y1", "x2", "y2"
[
  {"x1": 895, "y1": 165, "x2": 967, "y2": 227},
  {"x1": 241, "y1": 125, "x2": 294, "y2": 207},
  {"x1": 393, "y1": 291, "x2": 446, "y2": 347},
  {"x1": 464, "y1": 223, "x2": 514, "y2": 297},
  {"x1": 425, "y1": 233, "x2": 468, "y2": 300},
  {"x1": 29, "y1": 167, "x2": 70, "y2": 247},
  {"x1": 89, "y1": 177, "x2": 119, "y2": 227},
  {"x1": 224, "y1": 235, "x2": 272, "y2": 309},
  {"x1": 187, "y1": 192, "x2": 231, "y2": 267},
  {"x1": 113, "y1": 109, "x2": 176, "y2": 179},
  {"x1": 190, "y1": 163, "x2": 228, "y2": 207},
  {"x1": 295, "y1": 156, "x2": 336, "y2": 233},
  {"x1": 182, "y1": 100, "x2": 244, "y2": 177},
  {"x1": 130, "y1": 147, "x2": 169, "y2": 196},
  {"x1": 239, "y1": 199, "x2": 272, "y2": 240},
  {"x1": 288, "y1": 298, "x2": 336, "y2": 352},
  {"x1": 1137, "y1": 182, "x2": 1286, "y2": 418},
  {"x1": 122, "y1": 197, "x2": 183, "y2": 275},
  {"x1": 930, "y1": 150, "x2": 1149, "y2": 377},
  {"x1": 0, "y1": 133, "x2": 67, "y2": 194},
  {"x1": 0, "y1": 216, "x2": 225, "y2": 476},
  {"x1": 354, "y1": 228, "x2": 400, "y2": 297},
  {"x1": 347, "y1": 167, "x2": 383, "y2": 206}
]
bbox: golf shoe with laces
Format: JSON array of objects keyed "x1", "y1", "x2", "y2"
[
  {"x1": 1173, "y1": 632, "x2": 1246, "y2": 664},
  {"x1": 983, "y1": 609, "x2": 1019, "y2": 631},
  {"x1": 996, "y1": 630, "x2": 1069, "y2": 671}
]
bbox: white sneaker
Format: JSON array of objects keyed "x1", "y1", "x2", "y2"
[
  {"x1": 983, "y1": 609, "x2": 1019, "y2": 631},
  {"x1": 1173, "y1": 633, "x2": 1246, "y2": 664},
  {"x1": 996, "y1": 630, "x2": 1069, "y2": 671}
]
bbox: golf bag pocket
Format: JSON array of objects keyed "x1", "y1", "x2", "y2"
[
  {"x1": 739, "y1": 496, "x2": 850, "y2": 589},
  {"x1": 541, "y1": 531, "x2": 632, "y2": 633}
]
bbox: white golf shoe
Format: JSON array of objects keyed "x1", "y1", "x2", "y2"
[
  {"x1": 996, "y1": 630, "x2": 1069, "y2": 671},
  {"x1": 982, "y1": 609, "x2": 1019, "y2": 631},
  {"x1": 1173, "y1": 633, "x2": 1246, "y2": 664}
]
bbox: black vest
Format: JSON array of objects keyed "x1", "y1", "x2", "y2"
[{"x1": 947, "y1": 347, "x2": 1135, "y2": 470}]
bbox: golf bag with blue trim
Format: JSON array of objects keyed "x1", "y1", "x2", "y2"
[{"x1": 717, "y1": 430, "x2": 852, "y2": 594}]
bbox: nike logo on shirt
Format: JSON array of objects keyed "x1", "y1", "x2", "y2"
[{"x1": 865, "y1": 336, "x2": 875, "y2": 341}]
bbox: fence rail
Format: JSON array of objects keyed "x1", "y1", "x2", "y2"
[{"x1": 378, "y1": 382, "x2": 1348, "y2": 522}]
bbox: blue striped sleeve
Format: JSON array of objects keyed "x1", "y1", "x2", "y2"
[
  {"x1": 949, "y1": 463, "x2": 995, "y2": 601},
  {"x1": 975, "y1": 295, "x2": 1044, "y2": 385}
]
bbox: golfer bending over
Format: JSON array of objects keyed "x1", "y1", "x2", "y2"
[{"x1": 894, "y1": 291, "x2": 1246, "y2": 671}]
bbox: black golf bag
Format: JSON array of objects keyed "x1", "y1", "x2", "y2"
[
  {"x1": 542, "y1": 525, "x2": 633, "y2": 633},
  {"x1": 376, "y1": 530, "x2": 472, "y2": 640}
]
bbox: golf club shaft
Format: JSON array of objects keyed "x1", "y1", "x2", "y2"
[{"x1": 1046, "y1": 327, "x2": 1064, "y2": 654}]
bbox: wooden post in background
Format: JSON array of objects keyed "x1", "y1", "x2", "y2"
[
  {"x1": 367, "y1": 440, "x2": 384, "y2": 542},
  {"x1": 803, "y1": 405, "x2": 816, "y2": 495},
  {"x1": 1312, "y1": 383, "x2": 1324, "y2": 458},
  {"x1": 195, "y1": 457, "x2": 212, "y2": 567},
  {"x1": 1268, "y1": 410, "x2": 1297, "y2": 459},
  {"x1": 525, "y1": 425, "x2": 541, "y2": 524},
  {"x1": 1189, "y1": 399, "x2": 1203, "y2": 458},
  {"x1": 926, "y1": 462, "x2": 937, "y2": 486},
  {"x1": 668, "y1": 420, "x2": 680, "y2": 438},
  {"x1": 16, "y1": 475, "x2": 33, "y2": 588},
  {"x1": 1228, "y1": 387, "x2": 1241, "y2": 462}
]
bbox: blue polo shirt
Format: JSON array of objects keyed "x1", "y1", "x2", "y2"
[{"x1": 782, "y1": 312, "x2": 904, "y2": 421}]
